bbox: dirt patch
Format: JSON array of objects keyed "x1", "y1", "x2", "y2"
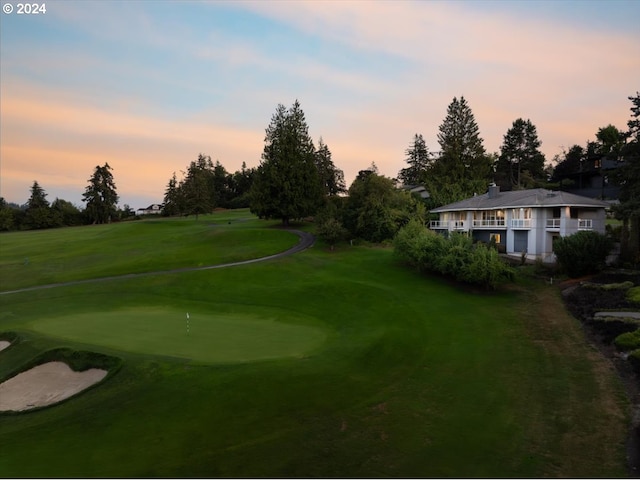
[
  {"x1": 0, "y1": 340, "x2": 10, "y2": 352},
  {"x1": 0, "y1": 361, "x2": 107, "y2": 412}
]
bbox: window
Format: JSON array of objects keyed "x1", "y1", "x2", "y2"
[
  {"x1": 512, "y1": 208, "x2": 531, "y2": 220},
  {"x1": 490, "y1": 233, "x2": 501, "y2": 244}
]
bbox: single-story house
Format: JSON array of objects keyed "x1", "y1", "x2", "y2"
[
  {"x1": 137, "y1": 204, "x2": 163, "y2": 215},
  {"x1": 429, "y1": 185, "x2": 608, "y2": 262}
]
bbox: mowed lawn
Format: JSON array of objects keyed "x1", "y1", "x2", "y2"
[
  {"x1": 0, "y1": 212, "x2": 630, "y2": 477},
  {"x1": 0, "y1": 209, "x2": 298, "y2": 291}
]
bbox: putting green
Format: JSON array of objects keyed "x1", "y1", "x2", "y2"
[{"x1": 28, "y1": 307, "x2": 328, "y2": 363}]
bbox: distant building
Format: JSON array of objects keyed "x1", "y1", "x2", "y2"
[
  {"x1": 137, "y1": 204, "x2": 163, "y2": 215},
  {"x1": 400, "y1": 184, "x2": 430, "y2": 200},
  {"x1": 555, "y1": 155, "x2": 622, "y2": 200}
]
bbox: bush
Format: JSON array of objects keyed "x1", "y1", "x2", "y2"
[
  {"x1": 315, "y1": 217, "x2": 348, "y2": 250},
  {"x1": 614, "y1": 329, "x2": 640, "y2": 351},
  {"x1": 394, "y1": 221, "x2": 514, "y2": 289},
  {"x1": 553, "y1": 231, "x2": 613, "y2": 277},
  {"x1": 628, "y1": 286, "x2": 640, "y2": 303}
]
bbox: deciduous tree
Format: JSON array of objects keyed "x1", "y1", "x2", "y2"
[{"x1": 343, "y1": 167, "x2": 422, "y2": 242}]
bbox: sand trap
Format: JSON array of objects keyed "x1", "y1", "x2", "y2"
[
  {"x1": 0, "y1": 340, "x2": 10, "y2": 352},
  {"x1": 0, "y1": 361, "x2": 107, "y2": 412}
]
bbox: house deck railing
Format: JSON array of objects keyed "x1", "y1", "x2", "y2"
[
  {"x1": 510, "y1": 219, "x2": 532, "y2": 228},
  {"x1": 429, "y1": 220, "x2": 467, "y2": 230},
  {"x1": 545, "y1": 218, "x2": 594, "y2": 230},
  {"x1": 546, "y1": 218, "x2": 561, "y2": 229},
  {"x1": 472, "y1": 219, "x2": 505, "y2": 228},
  {"x1": 452, "y1": 220, "x2": 467, "y2": 230},
  {"x1": 578, "y1": 219, "x2": 593, "y2": 230},
  {"x1": 429, "y1": 220, "x2": 448, "y2": 229}
]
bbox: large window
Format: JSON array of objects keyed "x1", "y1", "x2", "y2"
[
  {"x1": 511, "y1": 208, "x2": 532, "y2": 228},
  {"x1": 512, "y1": 208, "x2": 531, "y2": 220}
]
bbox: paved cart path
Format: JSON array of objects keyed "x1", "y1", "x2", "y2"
[{"x1": 0, "y1": 229, "x2": 315, "y2": 296}]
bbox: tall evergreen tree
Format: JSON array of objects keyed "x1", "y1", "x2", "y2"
[
  {"x1": 398, "y1": 133, "x2": 431, "y2": 186},
  {"x1": 426, "y1": 96, "x2": 492, "y2": 205},
  {"x1": 163, "y1": 172, "x2": 183, "y2": 216},
  {"x1": 495, "y1": 118, "x2": 546, "y2": 189},
  {"x1": 211, "y1": 160, "x2": 231, "y2": 207},
  {"x1": 182, "y1": 154, "x2": 215, "y2": 220},
  {"x1": 315, "y1": 137, "x2": 346, "y2": 196},
  {"x1": 615, "y1": 92, "x2": 640, "y2": 264},
  {"x1": 228, "y1": 162, "x2": 255, "y2": 208},
  {"x1": 24, "y1": 181, "x2": 54, "y2": 229},
  {"x1": 82, "y1": 163, "x2": 119, "y2": 224},
  {"x1": 250, "y1": 100, "x2": 323, "y2": 225}
]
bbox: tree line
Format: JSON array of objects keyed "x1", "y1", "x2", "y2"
[
  {"x1": 2, "y1": 93, "x2": 638, "y2": 265},
  {"x1": 0, "y1": 163, "x2": 122, "y2": 231}
]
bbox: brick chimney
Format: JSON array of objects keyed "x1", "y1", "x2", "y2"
[{"x1": 488, "y1": 184, "x2": 500, "y2": 199}]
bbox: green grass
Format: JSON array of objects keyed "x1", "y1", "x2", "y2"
[
  {"x1": 28, "y1": 307, "x2": 328, "y2": 363},
  {"x1": 0, "y1": 212, "x2": 630, "y2": 477},
  {"x1": 0, "y1": 210, "x2": 297, "y2": 290}
]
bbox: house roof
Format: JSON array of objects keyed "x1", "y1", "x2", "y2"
[{"x1": 430, "y1": 188, "x2": 609, "y2": 213}]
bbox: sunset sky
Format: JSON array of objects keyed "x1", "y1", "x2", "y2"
[{"x1": 1, "y1": 0, "x2": 639, "y2": 210}]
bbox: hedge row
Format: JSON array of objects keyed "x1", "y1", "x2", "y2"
[{"x1": 394, "y1": 219, "x2": 514, "y2": 290}]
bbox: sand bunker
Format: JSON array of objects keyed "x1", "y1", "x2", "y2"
[
  {"x1": 0, "y1": 361, "x2": 107, "y2": 412},
  {"x1": 0, "y1": 340, "x2": 10, "y2": 352}
]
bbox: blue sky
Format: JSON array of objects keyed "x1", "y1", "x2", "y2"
[{"x1": 1, "y1": 0, "x2": 639, "y2": 209}]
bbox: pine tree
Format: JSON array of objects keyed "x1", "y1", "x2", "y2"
[
  {"x1": 163, "y1": 172, "x2": 183, "y2": 216},
  {"x1": 426, "y1": 96, "x2": 492, "y2": 205},
  {"x1": 24, "y1": 181, "x2": 54, "y2": 229},
  {"x1": 315, "y1": 137, "x2": 346, "y2": 196},
  {"x1": 615, "y1": 92, "x2": 640, "y2": 264},
  {"x1": 82, "y1": 163, "x2": 119, "y2": 224},
  {"x1": 495, "y1": 118, "x2": 546, "y2": 189},
  {"x1": 398, "y1": 134, "x2": 431, "y2": 186},
  {"x1": 250, "y1": 100, "x2": 323, "y2": 226},
  {"x1": 182, "y1": 154, "x2": 214, "y2": 220}
]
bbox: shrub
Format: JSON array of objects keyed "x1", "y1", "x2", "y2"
[
  {"x1": 628, "y1": 286, "x2": 640, "y2": 303},
  {"x1": 461, "y1": 243, "x2": 515, "y2": 288},
  {"x1": 614, "y1": 329, "x2": 640, "y2": 351},
  {"x1": 315, "y1": 217, "x2": 348, "y2": 250},
  {"x1": 394, "y1": 222, "x2": 514, "y2": 289},
  {"x1": 553, "y1": 231, "x2": 613, "y2": 277}
]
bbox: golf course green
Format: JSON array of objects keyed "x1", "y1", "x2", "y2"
[
  {"x1": 28, "y1": 306, "x2": 328, "y2": 363},
  {"x1": 0, "y1": 210, "x2": 630, "y2": 477}
]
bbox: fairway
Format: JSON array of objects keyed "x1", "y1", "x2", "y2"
[
  {"x1": 0, "y1": 212, "x2": 630, "y2": 478},
  {"x1": 27, "y1": 307, "x2": 328, "y2": 363}
]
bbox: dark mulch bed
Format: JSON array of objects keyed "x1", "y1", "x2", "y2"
[{"x1": 559, "y1": 270, "x2": 640, "y2": 477}]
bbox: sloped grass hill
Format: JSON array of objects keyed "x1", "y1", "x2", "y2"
[{"x1": 0, "y1": 211, "x2": 629, "y2": 477}]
